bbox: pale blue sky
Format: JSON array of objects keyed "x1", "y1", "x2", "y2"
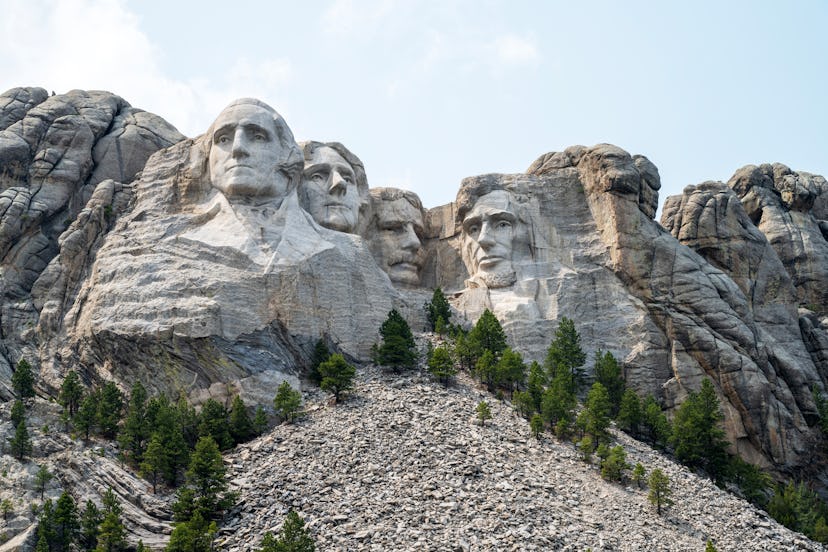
[{"x1": 1, "y1": 0, "x2": 826, "y2": 215}]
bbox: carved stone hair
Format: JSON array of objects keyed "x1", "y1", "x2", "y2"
[{"x1": 369, "y1": 187, "x2": 424, "y2": 212}]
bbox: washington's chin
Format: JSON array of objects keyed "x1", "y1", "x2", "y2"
[
  {"x1": 387, "y1": 263, "x2": 421, "y2": 286},
  {"x1": 216, "y1": 177, "x2": 283, "y2": 199}
]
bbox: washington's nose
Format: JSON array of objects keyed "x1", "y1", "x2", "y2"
[
  {"x1": 329, "y1": 171, "x2": 346, "y2": 195},
  {"x1": 231, "y1": 131, "x2": 250, "y2": 158}
]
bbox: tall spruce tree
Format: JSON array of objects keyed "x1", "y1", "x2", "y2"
[
  {"x1": 467, "y1": 309, "x2": 507, "y2": 362},
  {"x1": 544, "y1": 317, "x2": 586, "y2": 393},
  {"x1": 58, "y1": 371, "x2": 84, "y2": 418},
  {"x1": 12, "y1": 358, "x2": 35, "y2": 399},
  {"x1": 53, "y1": 491, "x2": 79, "y2": 552},
  {"x1": 11, "y1": 399, "x2": 25, "y2": 428},
  {"x1": 617, "y1": 388, "x2": 642, "y2": 435},
  {"x1": 146, "y1": 395, "x2": 190, "y2": 486},
  {"x1": 594, "y1": 350, "x2": 624, "y2": 416},
  {"x1": 229, "y1": 395, "x2": 254, "y2": 444},
  {"x1": 118, "y1": 382, "x2": 150, "y2": 466},
  {"x1": 577, "y1": 382, "x2": 612, "y2": 446},
  {"x1": 197, "y1": 398, "x2": 233, "y2": 450},
  {"x1": 96, "y1": 382, "x2": 124, "y2": 439},
  {"x1": 95, "y1": 487, "x2": 127, "y2": 552},
  {"x1": 671, "y1": 379, "x2": 729, "y2": 479},
  {"x1": 8, "y1": 418, "x2": 33, "y2": 460},
  {"x1": 79, "y1": 500, "x2": 102, "y2": 551},
  {"x1": 35, "y1": 464, "x2": 53, "y2": 499},
  {"x1": 424, "y1": 287, "x2": 452, "y2": 332},
  {"x1": 308, "y1": 339, "x2": 331, "y2": 386},
  {"x1": 648, "y1": 469, "x2": 673, "y2": 515},
  {"x1": 273, "y1": 382, "x2": 303, "y2": 423},
  {"x1": 495, "y1": 347, "x2": 526, "y2": 391},
  {"x1": 427, "y1": 344, "x2": 457, "y2": 385},
  {"x1": 377, "y1": 309, "x2": 418, "y2": 372},
  {"x1": 75, "y1": 390, "x2": 99, "y2": 440}
]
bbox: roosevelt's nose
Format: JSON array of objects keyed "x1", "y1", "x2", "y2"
[
  {"x1": 329, "y1": 170, "x2": 347, "y2": 195},
  {"x1": 401, "y1": 224, "x2": 420, "y2": 251}
]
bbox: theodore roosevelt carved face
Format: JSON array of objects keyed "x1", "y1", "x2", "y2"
[
  {"x1": 460, "y1": 189, "x2": 518, "y2": 288},
  {"x1": 207, "y1": 99, "x2": 301, "y2": 201},
  {"x1": 368, "y1": 188, "x2": 425, "y2": 286}
]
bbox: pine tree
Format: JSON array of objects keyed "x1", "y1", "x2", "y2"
[
  {"x1": 308, "y1": 339, "x2": 331, "y2": 386},
  {"x1": 544, "y1": 317, "x2": 586, "y2": 393},
  {"x1": 79, "y1": 500, "x2": 102, "y2": 551},
  {"x1": 495, "y1": 347, "x2": 526, "y2": 392},
  {"x1": 670, "y1": 379, "x2": 729, "y2": 479},
  {"x1": 476, "y1": 401, "x2": 492, "y2": 427},
  {"x1": 1, "y1": 498, "x2": 13, "y2": 521},
  {"x1": 632, "y1": 462, "x2": 646, "y2": 489},
  {"x1": 58, "y1": 371, "x2": 84, "y2": 418},
  {"x1": 425, "y1": 287, "x2": 452, "y2": 332},
  {"x1": 530, "y1": 413, "x2": 544, "y2": 440},
  {"x1": 95, "y1": 488, "x2": 127, "y2": 552},
  {"x1": 176, "y1": 396, "x2": 200, "y2": 451},
  {"x1": 475, "y1": 349, "x2": 498, "y2": 389},
  {"x1": 273, "y1": 382, "x2": 303, "y2": 423},
  {"x1": 37, "y1": 499, "x2": 55, "y2": 552},
  {"x1": 141, "y1": 433, "x2": 166, "y2": 493},
  {"x1": 377, "y1": 309, "x2": 418, "y2": 372},
  {"x1": 229, "y1": 395, "x2": 255, "y2": 444},
  {"x1": 641, "y1": 395, "x2": 671, "y2": 448},
  {"x1": 260, "y1": 510, "x2": 316, "y2": 552},
  {"x1": 512, "y1": 390, "x2": 535, "y2": 419},
  {"x1": 467, "y1": 309, "x2": 507, "y2": 362},
  {"x1": 53, "y1": 491, "x2": 79, "y2": 552},
  {"x1": 118, "y1": 381, "x2": 149, "y2": 466},
  {"x1": 8, "y1": 419, "x2": 33, "y2": 461},
  {"x1": 578, "y1": 436, "x2": 594, "y2": 462},
  {"x1": 12, "y1": 357, "x2": 35, "y2": 398},
  {"x1": 10, "y1": 399, "x2": 25, "y2": 428},
  {"x1": 453, "y1": 332, "x2": 475, "y2": 372},
  {"x1": 617, "y1": 389, "x2": 642, "y2": 435},
  {"x1": 648, "y1": 468, "x2": 673, "y2": 515},
  {"x1": 705, "y1": 539, "x2": 718, "y2": 552},
  {"x1": 166, "y1": 510, "x2": 216, "y2": 552},
  {"x1": 183, "y1": 436, "x2": 234, "y2": 519},
  {"x1": 253, "y1": 406, "x2": 268, "y2": 436},
  {"x1": 540, "y1": 370, "x2": 576, "y2": 428},
  {"x1": 75, "y1": 391, "x2": 99, "y2": 440},
  {"x1": 576, "y1": 382, "x2": 612, "y2": 446},
  {"x1": 427, "y1": 344, "x2": 457, "y2": 385},
  {"x1": 197, "y1": 398, "x2": 233, "y2": 450},
  {"x1": 600, "y1": 445, "x2": 630, "y2": 482},
  {"x1": 594, "y1": 350, "x2": 624, "y2": 416},
  {"x1": 147, "y1": 394, "x2": 190, "y2": 486},
  {"x1": 97, "y1": 382, "x2": 124, "y2": 439},
  {"x1": 318, "y1": 354, "x2": 356, "y2": 403},
  {"x1": 527, "y1": 361, "x2": 546, "y2": 413},
  {"x1": 35, "y1": 464, "x2": 53, "y2": 500}
]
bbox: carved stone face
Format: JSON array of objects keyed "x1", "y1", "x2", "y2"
[
  {"x1": 208, "y1": 104, "x2": 289, "y2": 200},
  {"x1": 370, "y1": 198, "x2": 424, "y2": 286},
  {"x1": 461, "y1": 190, "x2": 517, "y2": 288},
  {"x1": 301, "y1": 146, "x2": 361, "y2": 232}
]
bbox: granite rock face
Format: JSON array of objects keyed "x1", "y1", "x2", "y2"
[{"x1": 0, "y1": 89, "x2": 826, "y2": 482}]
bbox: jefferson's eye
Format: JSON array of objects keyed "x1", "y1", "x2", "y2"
[
  {"x1": 310, "y1": 172, "x2": 326, "y2": 183},
  {"x1": 254, "y1": 133, "x2": 267, "y2": 141},
  {"x1": 343, "y1": 175, "x2": 353, "y2": 184}
]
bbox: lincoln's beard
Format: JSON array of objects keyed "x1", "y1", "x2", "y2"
[{"x1": 477, "y1": 267, "x2": 516, "y2": 288}]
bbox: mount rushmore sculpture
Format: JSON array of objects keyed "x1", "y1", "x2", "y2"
[{"x1": 0, "y1": 87, "x2": 826, "y2": 477}]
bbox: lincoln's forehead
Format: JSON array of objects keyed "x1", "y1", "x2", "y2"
[{"x1": 466, "y1": 190, "x2": 514, "y2": 219}]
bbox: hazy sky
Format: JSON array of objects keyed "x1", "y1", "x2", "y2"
[{"x1": 1, "y1": 0, "x2": 826, "y2": 215}]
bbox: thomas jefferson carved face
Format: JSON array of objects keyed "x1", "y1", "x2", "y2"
[
  {"x1": 370, "y1": 196, "x2": 425, "y2": 286},
  {"x1": 300, "y1": 146, "x2": 362, "y2": 233},
  {"x1": 208, "y1": 103, "x2": 289, "y2": 200},
  {"x1": 461, "y1": 189, "x2": 517, "y2": 288}
]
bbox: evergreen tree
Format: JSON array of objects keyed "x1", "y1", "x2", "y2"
[
  {"x1": 273, "y1": 382, "x2": 303, "y2": 423},
  {"x1": 377, "y1": 309, "x2": 418, "y2": 372},
  {"x1": 197, "y1": 398, "x2": 233, "y2": 450},
  {"x1": 141, "y1": 433, "x2": 166, "y2": 493},
  {"x1": 576, "y1": 382, "x2": 612, "y2": 446},
  {"x1": 474, "y1": 349, "x2": 499, "y2": 389},
  {"x1": 10, "y1": 399, "x2": 25, "y2": 428},
  {"x1": 12, "y1": 357, "x2": 35, "y2": 398},
  {"x1": 253, "y1": 406, "x2": 269, "y2": 436},
  {"x1": 467, "y1": 309, "x2": 507, "y2": 362},
  {"x1": 8, "y1": 418, "x2": 33, "y2": 460},
  {"x1": 648, "y1": 468, "x2": 673, "y2": 515},
  {"x1": 79, "y1": 500, "x2": 103, "y2": 551},
  {"x1": 705, "y1": 539, "x2": 718, "y2": 552},
  {"x1": 670, "y1": 379, "x2": 729, "y2": 479},
  {"x1": 728, "y1": 456, "x2": 773, "y2": 508},
  {"x1": 75, "y1": 391, "x2": 99, "y2": 440},
  {"x1": 147, "y1": 394, "x2": 190, "y2": 487},
  {"x1": 578, "y1": 436, "x2": 594, "y2": 462},
  {"x1": 36, "y1": 499, "x2": 55, "y2": 552},
  {"x1": 95, "y1": 488, "x2": 126, "y2": 552},
  {"x1": 35, "y1": 464, "x2": 53, "y2": 500},
  {"x1": 182, "y1": 436, "x2": 235, "y2": 519},
  {"x1": 260, "y1": 510, "x2": 315, "y2": 552},
  {"x1": 176, "y1": 396, "x2": 201, "y2": 451},
  {"x1": 118, "y1": 381, "x2": 150, "y2": 466},
  {"x1": 476, "y1": 401, "x2": 492, "y2": 427},
  {"x1": 600, "y1": 445, "x2": 630, "y2": 482},
  {"x1": 53, "y1": 491, "x2": 79, "y2": 552},
  {"x1": 495, "y1": 348, "x2": 526, "y2": 392},
  {"x1": 540, "y1": 370, "x2": 576, "y2": 428},
  {"x1": 452, "y1": 331, "x2": 475, "y2": 372},
  {"x1": 526, "y1": 361, "x2": 546, "y2": 413},
  {"x1": 632, "y1": 463, "x2": 646, "y2": 489},
  {"x1": 1, "y1": 498, "x2": 13, "y2": 521},
  {"x1": 308, "y1": 339, "x2": 331, "y2": 386},
  {"x1": 641, "y1": 395, "x2": 671, "y2": 448},
  {"x1": 166, "y1": 511, "x2": 216, "y2": 552},
  {"x1": 594, "y1": 350, "x2": 624, "y2": 416},
  {"x1": 616, "y1": 389, "x2": 642, "y2": 435},
  {"x1": 530, "y1": 413, "x2": 544, "y2": 440},
  {"x1": 427, "y1": 344, "x2": 457, "y2": 385},
  {"x1": 229, "y1": 395, "x2": 255, "y2": 444},
  {"x1": 318, "y1": 354, "x2": 356, "y2": 403},
  {"x1": 96, "y1": 382, "x2": 124, "y2": 439},
  {"x1": 58, "y1": 371, "x2": 84, "y2": 418},
  {"x1": 543, "y1": 317, "x2": 586, "y2": 393},
  {"x1": 424, "y1": 287, "x2": 452, "y2": 332},
  {"x1": 512, "y1": 390, "x2": 535, "y2": 419}
]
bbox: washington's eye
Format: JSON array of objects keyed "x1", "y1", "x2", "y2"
[
  {"x1": 254, "y1": 133, "x2": 267, "y2": 141},
  {"x1": 497, "y1": 220, "x2": 512, "y2": 229}
]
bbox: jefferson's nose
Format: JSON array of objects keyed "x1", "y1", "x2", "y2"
[{"x1": 329, "y1": 171, "x2": 346, "y2": 195}]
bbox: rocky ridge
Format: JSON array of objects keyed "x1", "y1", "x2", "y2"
[{"x1": 220, "y1": 363, "x2": 822, "y2": 552}]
